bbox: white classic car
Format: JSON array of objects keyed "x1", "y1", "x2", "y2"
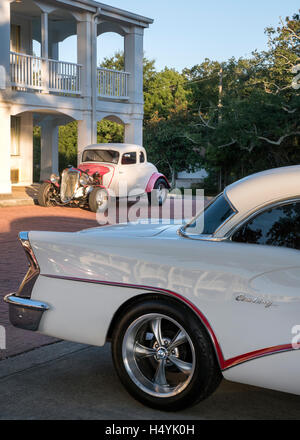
[
  {"x1": 5, "y1": 165, "x2": 300, "y2": 411},
  {"x1": 79, "y1": 143, "x2": 170, "y2": 207},
  {"x1": 38, "y1": 144, "x2": 170, "y2": 212}
]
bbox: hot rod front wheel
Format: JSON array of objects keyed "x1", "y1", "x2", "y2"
[
  {"x1": 37, "y1": 182, "x2": 55, "y2": 207},
  {"x1": 89, "y1": 188, "x2": 109, "y2": 213},
  {"x1": 111, "y1": 299, "x2": 222, "y2": 411}
]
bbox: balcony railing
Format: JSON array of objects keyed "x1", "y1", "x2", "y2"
[
  {"x1": 97, "y1": 68, "x2": 130, "y2": 100},
  {"x1": 10, "y1": 53, "x2": 130, "y2": 101},
  {"x1": 10, "y1": 52, "x2": 82, "y2": 96},
  {"x1": 10, "y1": 52, "x2": 43, "y2": 90},
  {"x1": 49, "y1": 59, "x2": 82, "y2": 95}
]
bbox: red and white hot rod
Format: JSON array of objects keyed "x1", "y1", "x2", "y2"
[{"x1": 38, "y1": 144, "x2": 170, "y2": 212}]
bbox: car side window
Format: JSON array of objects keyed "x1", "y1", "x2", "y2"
[
  {"x1": 232, "y1": 201, "x2": 300, "y2": 250},
  {"x1": 122, "y1": 152, "x2": 137, "y2": 165},
  {"x1": 140, "y1": 152, "x2": 145, "y2": 163}
]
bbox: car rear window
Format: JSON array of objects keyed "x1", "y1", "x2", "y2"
[{"x1": 82, "y1": 150, "x2": 119, "y2": 164}]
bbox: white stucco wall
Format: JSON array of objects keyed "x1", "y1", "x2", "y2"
[{"x1": 176, "y1": 169, "x2": 208, "y2": 189}]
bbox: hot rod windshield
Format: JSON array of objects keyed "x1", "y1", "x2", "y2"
[
  {"x1": 183, "y1": 193, "x2": 236, "y2": 236},
  {"x1": 82, "y1": 149, "x2": 120, "y2": 164}
]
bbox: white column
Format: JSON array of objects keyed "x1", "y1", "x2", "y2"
[
  {"x1": 124, "y1": 27, "x2": 144, "y2": 105},
  {"x1": 40, "y1": 120, "x2": 59, "y2": 181},
  {"x1": 0, "y1": 0, "x2": 12, "y2": 90},
  {"x1": 77, "y1": 112, "x2": 94, "y2": 166},
  {"x1": 41, "y1": 12, "x2": 49, "y2": 59},
  {"x1": 91, "y1": 17, "x2": 98, "y2": 143},
  {"x1": 41, "y1": 12, "x2": 49, "y2": 92},
  {"x1": 0, "y1": 107, "x2": 11, "y2": 193},
  {"x1": 124, "y1": 117, "x2": 143, "y2": 146},
  {"x1": 19, "y1": 113, "x2": 33, "y2": 185},
  {"x1": 77, "y1": 15, "x2": 97, "y2": 147},
  {"x1": 124, "y1": 27, "x2": 144, "y2": 145},
  {"x1": 77, "y1": 15, "x2": 92, "y2": 99}
]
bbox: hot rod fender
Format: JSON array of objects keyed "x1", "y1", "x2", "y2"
[{"x1": 145, "y1": 173, "x2": 171, "y2": 193}]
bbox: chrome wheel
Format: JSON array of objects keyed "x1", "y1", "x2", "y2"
[{"x1": 122, "y1": 313, "x2": 195, "y2": 398}]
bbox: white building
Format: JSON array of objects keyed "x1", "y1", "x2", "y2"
[
  {"x1": 176, "y1": 169, "x2": 208, "y2": 189},
  {"x1": 0, "y1": 0, "x2": 153, "y2": 194}
]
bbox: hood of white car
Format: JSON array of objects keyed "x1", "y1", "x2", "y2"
[{"x1": 79, "y1": 221, "x2": 182, "y2": 239}]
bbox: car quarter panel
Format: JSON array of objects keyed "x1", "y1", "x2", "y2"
[
  {"x1": 223, "y1": 349, "x2": 300, "y2": 395},
  {"x1": 32, "y1": 276, "x2": 145, "y2": 346},
  {"x1": 28, "y1": 230, "x2": 300, "y2": 364}
]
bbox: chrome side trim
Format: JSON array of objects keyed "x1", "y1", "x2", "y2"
[{"x1": 177, "y1": 228, "x2": 227, "y2": 242}]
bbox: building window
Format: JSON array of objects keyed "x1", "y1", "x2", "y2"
[
  {"x1": 11, "y1": 116, "x2": 21, "y2": 156},
  {"x1": 10, "y1": 25, "x2": 21, "y2": 53}
]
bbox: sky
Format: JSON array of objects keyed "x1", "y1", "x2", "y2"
[{"x1": 59, "y1": 0, "x2": 300, "y2": 72}]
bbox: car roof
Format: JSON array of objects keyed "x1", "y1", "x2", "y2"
[
  {"x1": 83, "y1": 143, "x2": 146, "y2": 154},
  {"x1": 217, "y1": 165, "x2": 300, "y2": 236}
]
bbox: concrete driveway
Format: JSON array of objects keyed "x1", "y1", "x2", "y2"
[{"x1": 0, "y1": 341, "x2": 300, "y2": 420}]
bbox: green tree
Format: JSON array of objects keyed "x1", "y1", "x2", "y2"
[
  {"x1": 101, "y1": 52, "x2": 189, "y2": 121},
  {"x1": 97, "y1": 119, "x2": 124, "y2": 143},
  {"x1": 144, "y1": 67, "x2": 189, "y2": 120},
  {"x1": 183, "y1": 12, "x2": 300, "y2": 190},
  {"x1": 59, "y1": 122, "x2": 78, "y2": 170},
  {"x1": 144, "y1": 109, "x2": 199, "y2": 187}
]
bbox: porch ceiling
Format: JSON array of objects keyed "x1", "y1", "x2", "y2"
[
  {"x1": 11, "y1": 0, "x2": 153, "y2": 28},
  {"x1": 33, "y1": 111, "x2": 74, "y2": 125},
  {"x1": 32, "y1": 18, "x2": 77, "y2": 43},
  {"x1": 11, "y1": 0, "x2": 42, "y2": 18}
]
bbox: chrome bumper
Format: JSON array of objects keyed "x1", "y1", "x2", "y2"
[{"x1": 4, "y1": 293, "x2": 49, "y2": 331}]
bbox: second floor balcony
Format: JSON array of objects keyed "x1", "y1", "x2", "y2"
[
  {"x1": 10, "y1": 51, "x2": 130, "y2": 100},
  {"x1": 1, "y1": 0, "x2": 153, "y2": 106}
]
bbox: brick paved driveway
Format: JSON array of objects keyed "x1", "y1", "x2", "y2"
[{"x1": 0, "y1": 205, "x2": 99, "y2": 360}]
